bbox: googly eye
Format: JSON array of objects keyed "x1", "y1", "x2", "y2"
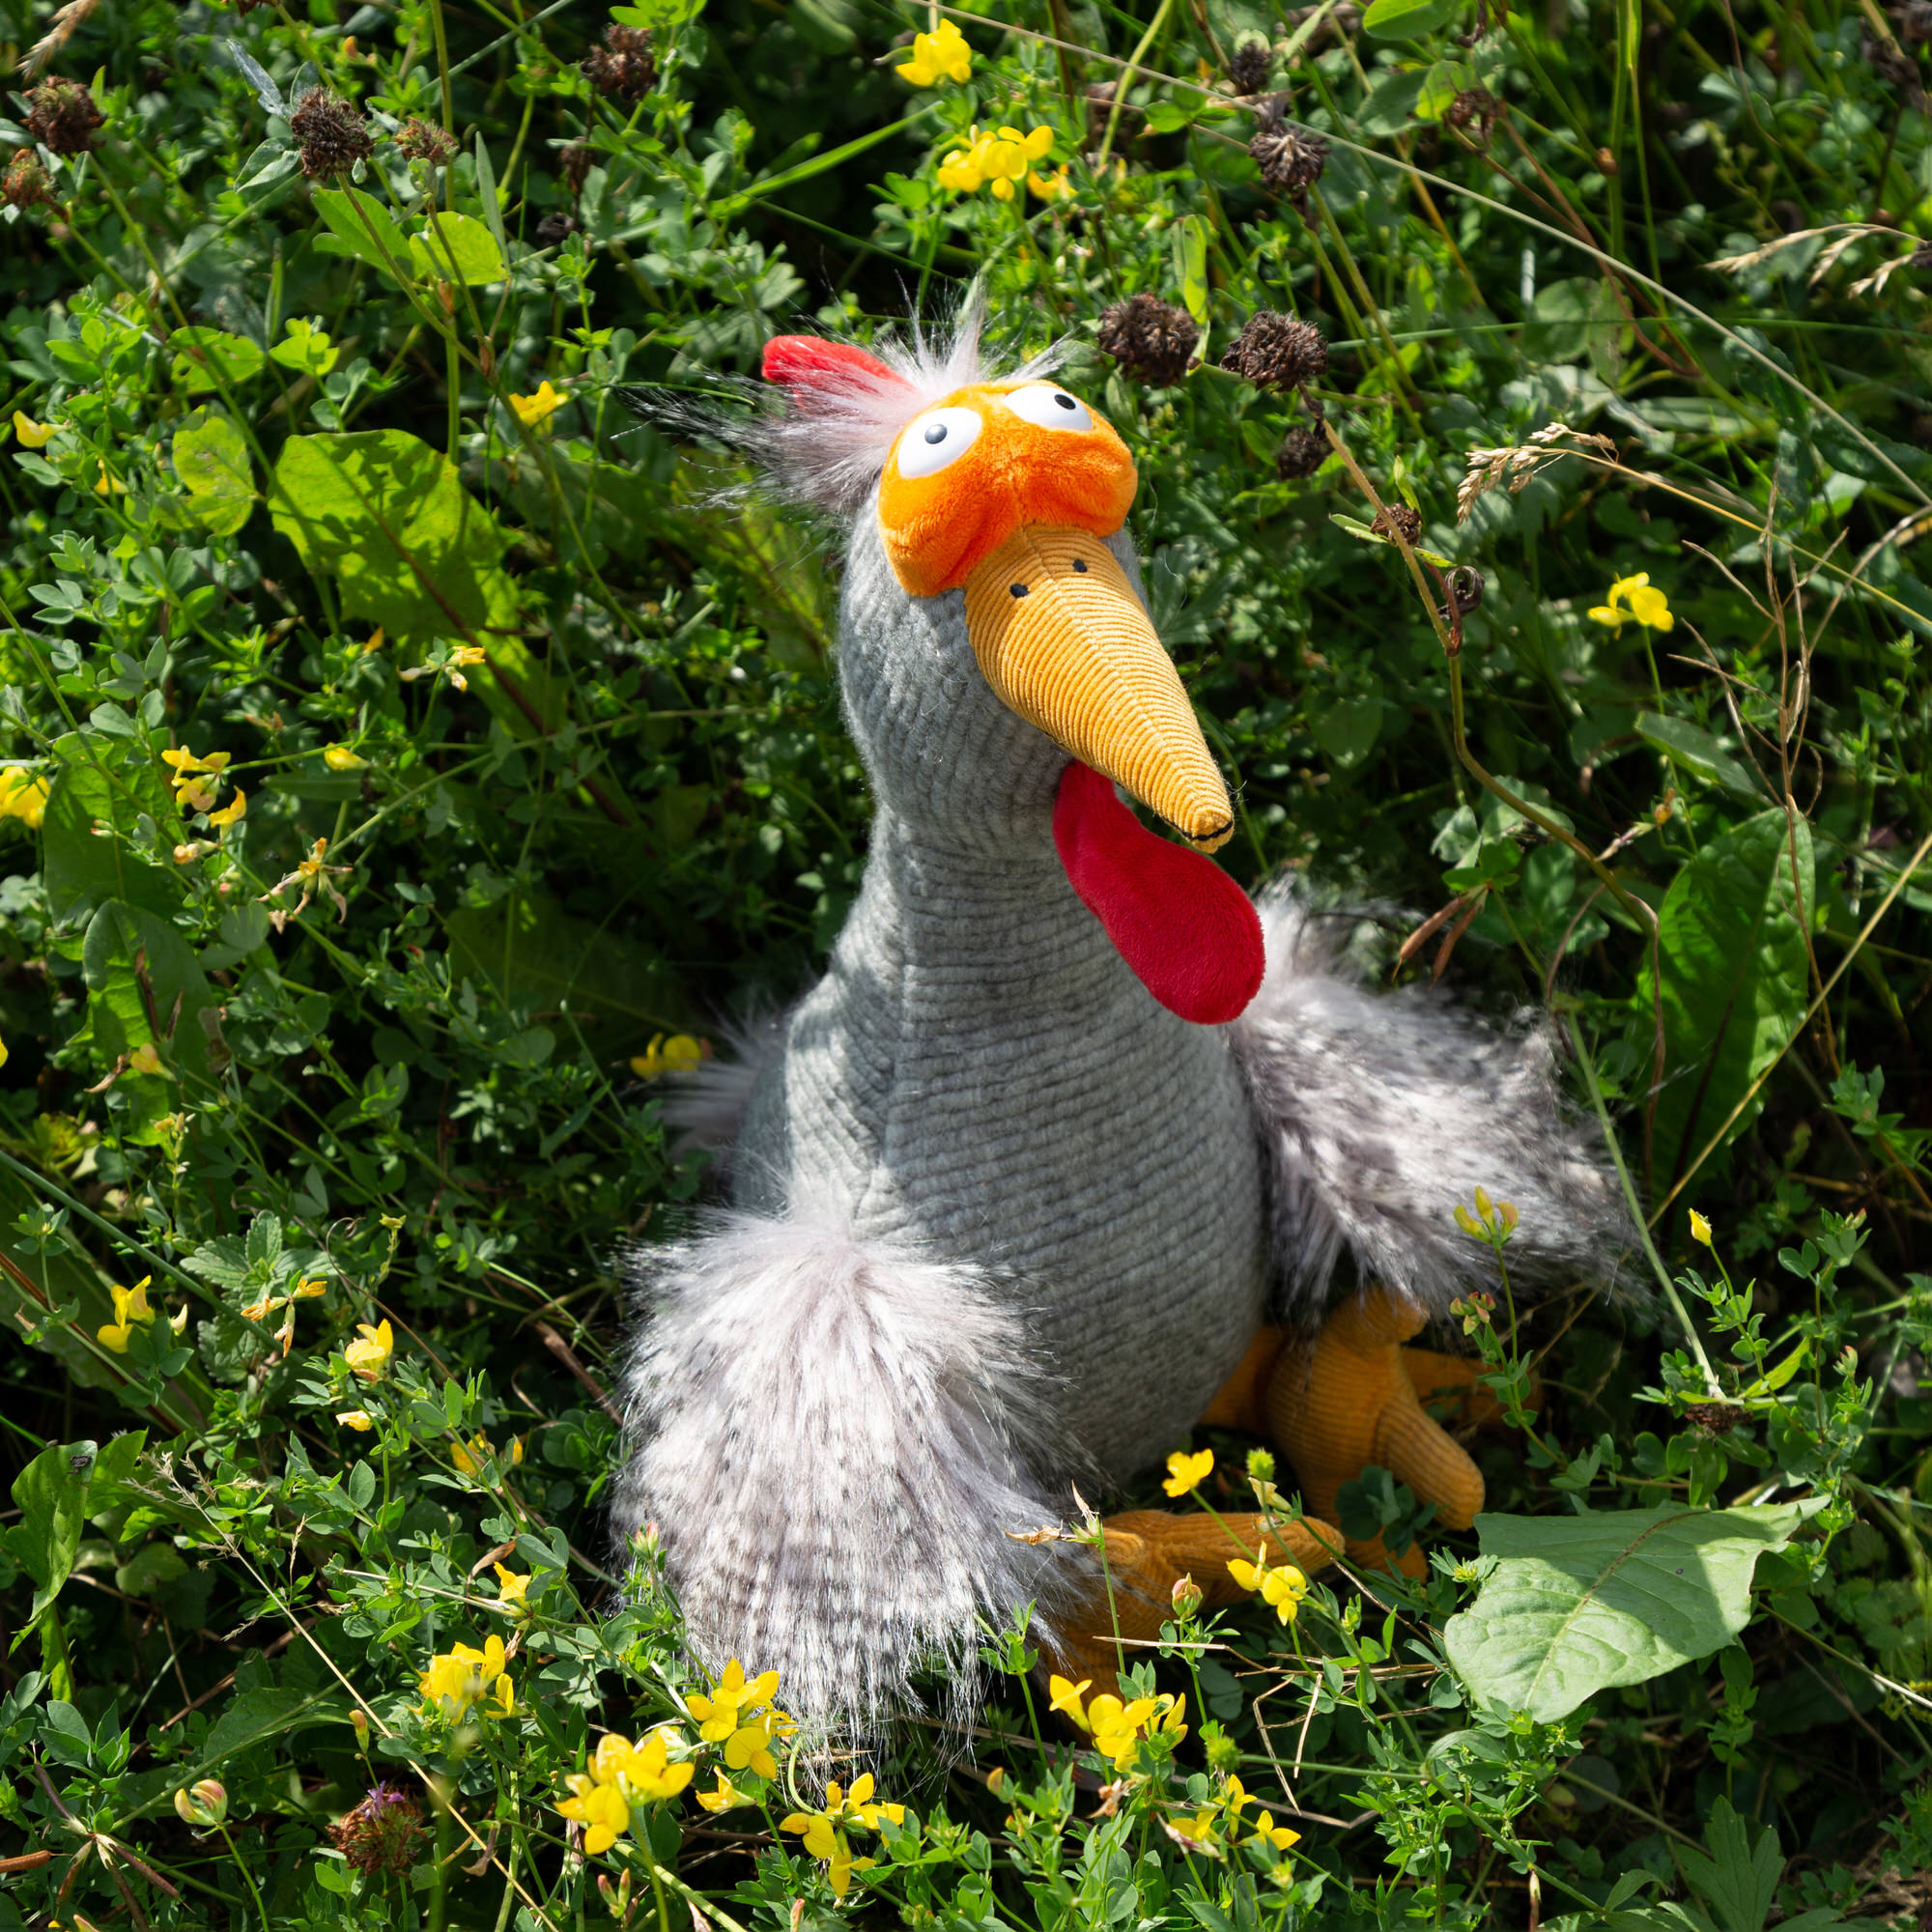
[
  {"x1": 894, "y1": 406, "x2": 983, "y2": 478},
  {"x1": 1003, "y1": 383, "x2": 1095, "y2": 433}
]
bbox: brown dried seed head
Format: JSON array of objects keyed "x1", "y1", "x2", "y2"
[
  {"x1": 23, "y1": 76, "x2": 105, "y2": 156},
  {"x1": 1248, "y1": 97, "x2": 1327, "y2": 204},
  {"x1": 2, "y1": 150, "x2": 58, "y2": 210},
  {"x1": 395, "y1": 117, "x2": 458, "y2": 167},
  {"x1": 1370, "y1": 503, "x2": 1423, "y2": 545},
  {"x1": 582, "y1": 23, "x2": 659, "y2": 100},
  {"x1": 1228, "y1": 36, "x2": 1272, "y2": 95},
  {"x1": 559, "y1": 141, "x2": 594, "y2": 193},
  {"x1": 536, "y1": 211, "x2": 580, "y2": 245},
  {"x1": 290, "y1": 89, "x2": 376, "y2": 180},
  {"x1": 1443, "y1": 86, "x2": 1500, "y2": 138},
  {"x1": 1275, "y1": 427, "x2": 1326, "y2": 480},
  {"x1": 1220, "y1": 311, "x2": 1327, "y2": 391},
  {"x1": 1095, "y1": 292, "x2": 1199, "y2": 388}
]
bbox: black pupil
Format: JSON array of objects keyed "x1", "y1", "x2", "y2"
[
  {"x1": 1072, "y1": 557, "x2": 1088, "y2": 572},
  {"x1": 1009, "y1": 582, "x2": 1028, "y2": 598},
  {"x1": 923, "y1": 423, "x2": 947, "y2": 444},
  {"x1": 1053, "y1": 393, "x2": 1076, "y2": 411}
]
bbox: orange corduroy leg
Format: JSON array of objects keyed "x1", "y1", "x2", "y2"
[
  {"x1": 1042, "y1": 1509, "x2": 1341, "y2": 1702},
  {"x1": 1264, "y1": 1288, "x2": 1487, "y2": 1579}
]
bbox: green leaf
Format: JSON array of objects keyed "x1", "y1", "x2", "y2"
[
  {"x1": 5, "y1": 1441, "x2": 97, "y2": 1615},
  {"x1": 197, "y1": 1685, "x2": 340, "y2": 1771},
  {"x1": 1635, "y1": 712, "x2": 1769, "y2": 803},
  {"x1": 81, "y1": 899, "x2": 218, "y2": 1133},
  {"x1": 171, "y1": 408, "x2": 255, "y2": 537},
  {"x1": 408, "y1": 211, "x2": 509, "y2": 286},
  {"x1": 1362, "y1": 0, "x2": 1464, "y2": 37},
  {"x1": 1312, "y1": 697, "x2": 1383, "y2": 771},
  {"x1": 444, "y1": 889, "x2": 693, "y2": 1055},
  {"x1": 166, "y1": 327, "x2": 266, "y2": 394},
  {"x1": 1637, "y1": 809, "x2": 1814, "y2": 1190},
  {"x1": 1675, "y1": 1800, "x2": 1782, "y2": 1932},
  {"x1": 1443, "y1": 1500, "x2": 1826, "y2": 1721},
  {"x1": 269, "y1": 429, "x2": 519, "y2": 640},
  {"x1": 268, "y1": 317, "x2": 340, "y2": 378},
  {"x1": 41, "y1": 735, "x2": 179, "y2": 929},
  {"x1": 311, "y1": 185, "x2": 416, "y2": 283},
  {"x1": 1170, "y1": 215, "x2": 1209, "y2": 328}
]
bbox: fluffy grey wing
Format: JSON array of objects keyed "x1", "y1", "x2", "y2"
[{"x1": 1230, "y1": 887, "x2": 1639, "y2": 1320}]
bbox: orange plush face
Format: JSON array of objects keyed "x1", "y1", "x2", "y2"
[{"x1": 876, "y1": 382, "x2": 1139, "y2": 599}]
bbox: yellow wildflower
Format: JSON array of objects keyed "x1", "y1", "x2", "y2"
[
  {"x1": 240, "y1": 1291, "x2": 286, "y2": 1322},
  {"x1": 323, "y1": 745, "x2": 366, "y2": 770},
  {"x1": 555, "y1": 1730, "x2": 695, "y2": 1855},
  {"x1": 938, "y1": 124, "x2": 1054, "y2": 200},
  {"x1": 493, "y1": 1562, "x2": 530, "y2": 1607},
  {"x1": 1228, "y1": 1549, "x2": 1308, "y2": 1627},
  {"x1": 206, "y1": 788, "x2": 246, "y2": 831},
  {"x1": 1690, "y1": 1209, "x2": 1713, "y2": 1247},
  {"x1": 293, "y1": 1275, "x2": 327, "y2": 1298},
  {"x1": 895, "y1": 17, "x2": 972, "y2": 85},
  {"x1": 128, "y1": 1042, "x2": 166, "y2": 1077},
  {"x1": 451, "y1": 1432, "x2": 495, "y2": 1476},
  {"x1": 336, "y1": 1408, "x2": 375, "y2": 1431},
  {"x1": 448, "y1": 643, "x2": 486, "y2": 691},
  {"x1": 1028, "y1": 163, "x2": 1072, "y2": 201},
  {"x1": 0, "y1": 769, "x2": 49, "y2": 827},
  {"x1": 1162, "y1": 1446, "x2": 1214, "y2": 1498},
  {"x1": 418, "y1": 1634, "x2": 514, "y2": 1719},
  {"x1": 510, "y1": 380, "x2": 565, "y2": 428},
  {"x1": 558, "y1": 1773, "x2": 629, "y2": 1854},
  {"x1": 169, "y1": 1303, "x2": 188, "y2": 1336},
  {"x1": 344, "y1": 1318, "x2": 394, "y2": 1381},
  {"x1": 1047, "y1": 1673, "x2": 1090, "y2": 1721},
  {"x1": 1588, "y1": 570, "x2": 1674, "y2": 633},
  {"x1": 1250, "y1": 1809, "x2": 1300, "y2": 1854},
  {"x1": 781, "y1": 1775, "x2": 904, "y2": 1899},
  {"x1": 97, "y1": 1276, "x2": 156, "y2": 1353},
  {"x1": 696, "y1": 1770, "x2": 751, "y2": 1813},
  {"x1": 160, "y1": 747, "x2": 231, "y2": 814},
  {"x1": 509, "y1": 1435, "x2": 526, "y2": 1466},
  {"x1": 722, "y1": 1710, "x2": 782, "y2": 1781},
  {"x1": 1166, "y1": 1808, "x2": 1219, "y2": 1846},
  {"x1": 630, "y1": 1033, "x2": 707, "y2": 1080},
  {"x1": 13, "y1": 411, "x2": 57, "y2": 449},
  {"x1": 687, "y1": 1658, "x2": 780, "y2": 1741},
  {"x1": 94, "y1": 460, "x2": 126, "y2": 495}
]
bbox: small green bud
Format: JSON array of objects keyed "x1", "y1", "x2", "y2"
[{"x1": 1245, "y1": 1446, "x2": 1276, "y2": 1483}]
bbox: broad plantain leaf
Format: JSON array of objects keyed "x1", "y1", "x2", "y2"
[
  {"x1": 1638, "y1": 808, "x2": 1813, "y2": 1192},
  {"x1": 1362, "y1": 0, "x2": 1464, "y2": 37},
  {"x1": 1635, "y1": 712, "x2": 1768, "y2": 804},
  {"x1": 1442, "y1": 1500, "x2": 1825, "y2": 1721},
  {"x1": 40, "y1": 734, "x2": 179, "y2": 929},
  {"x1": 269, "y1": 430, "x2": 519, "y2": 640}
]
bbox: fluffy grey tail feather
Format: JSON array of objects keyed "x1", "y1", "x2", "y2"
[
  {"x1": 1230, "y1": 887, "x2": 1638, "y2": 1319},
  {"x1": 613, "y1": 1199, "x2": 1068, "y2": 1733},
  {"x1": 660, "y1": 1007, "x2": 784, "y2": 1166}
]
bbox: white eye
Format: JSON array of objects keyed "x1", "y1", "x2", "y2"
[
  {"x1": 1004, "y1": 383, "x2": 1094, "y2": 432},
  {"x1": 894, "y1": 406, "x2": 983, "y2": 478}
]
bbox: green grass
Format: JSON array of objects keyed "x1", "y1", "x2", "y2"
[{"x1": 2, "y1": 0, "x2": 1932, "y2": 1922}]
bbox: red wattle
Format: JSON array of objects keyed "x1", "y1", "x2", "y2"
[{"x1": 1053, "y1": 761, "x2": 1264, "y2": 1026}]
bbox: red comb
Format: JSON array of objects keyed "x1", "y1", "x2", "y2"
[{"x1": 761, "y1": 336, "x2": 903, "y2": 395}]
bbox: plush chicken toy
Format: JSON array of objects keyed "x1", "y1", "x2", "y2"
[{"x1": 617, "y1": 316, "x2": 1632, "y2": 1727}]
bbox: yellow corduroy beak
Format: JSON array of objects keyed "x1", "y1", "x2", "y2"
[{"x1": 961, "y1": 526, "x2": 1234, "y2": 851}]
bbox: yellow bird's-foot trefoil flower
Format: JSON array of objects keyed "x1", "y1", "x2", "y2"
[
  {"x1": 1228, "y1": 1548, "x2": 1308, "y2": 1626},
  {"x1": 895, "y1": 17, "x2": 972, "y2": 85},
  {"x1": 98, "y1": 1276, "x2": 156, "y2": 1353},
  {"x1": 1588, "y1": 570, "x2": 1674, "y2": 633},
  {"x1": 418, "y1": 1635, "x2": 515, "y2": 1720},
  {"x1": 0, "y1": 769, "x2": 49, "y2": 827},
  {"x1": 555, "y1": 1730, "x2": 695, "y2": 1856},
  {"x1": 344, "y1": 1318, "x2": 394, "y2": 1382},
  {"x1": 510, "y1": 381, "x2": 565, "y2": 428},
  {"x1": 1162, "y1": 1446, "x2": 1213, "y2": 1497},
  {"x1": 781, "y1": 1775, "x2": 906, "y2": 1899}
]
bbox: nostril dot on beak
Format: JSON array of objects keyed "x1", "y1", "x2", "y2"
[
  {"x1": 1009, "y1": 582, "x2": 1029, "y2": 598},
  {"x1": 1071, "y1": 557, "x2": 1088, "y2": 573}
]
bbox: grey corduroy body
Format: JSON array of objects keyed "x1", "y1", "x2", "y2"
[{"x1": 617, "y1": 493, "x2": 1634, "y2": 1732}]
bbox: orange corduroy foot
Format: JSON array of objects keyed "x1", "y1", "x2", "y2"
[
  {"x1": 1265, "y1": 1287, "x2": 1487, "y2": 1579},
  {"x1": 1042, "y1": 1509, "x2": 1341, "y2": 1704}
]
